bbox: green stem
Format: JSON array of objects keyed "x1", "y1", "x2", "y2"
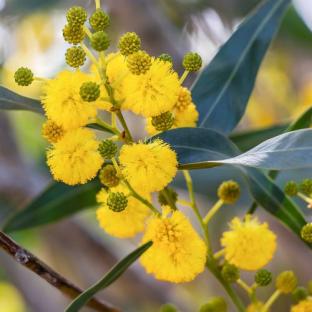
[
  {"x1": 182, "y1": 170, "x2": 210, "y2": 248},
  {"x1": 262, "y1": 290, "x2": 281, "y2": 312},
  {"x1": 95, "y1": 117, "x2": 120, "y2": 135},
  {"x1": 236, "y1": 279, "x2": 252, "y2": 295},
  {"x1": 124, "y1": 180, "x2": 161, "y2": 216},
  {"x1": 83, "y1": 26, "x2": 93, "y2": 40},
  {"x1": 95, "y1": 0, "x2": 101, "y2": 9},
  {"x1": 203, "y1": 199, "x2": 224, "y2": 224},
  {"x1": 81, "y1": 43, "x2": 99, "y2": 68},
  {"x1": 179, "y1": 70, "x2": 189, "y2": 84},
  {"x1": 206, "y1": 260, "x2": 245, "y2": 312},
  {"x1": 115, "y1": 110, "x2": 133, "y2": 142}
]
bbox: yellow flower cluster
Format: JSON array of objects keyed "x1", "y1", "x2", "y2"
[
  {"x1": 221, "y1": 215, "x2": 277, "y2": 270},
  {"x1": 140, "y1": 208, "x2": 207, "y2": 283},
  {"x1": 14, "y1": 2, "x2": 288, "y2": 298},
  {"x1": 119, "y1": 140, "x2": 178, "y2": 193}
]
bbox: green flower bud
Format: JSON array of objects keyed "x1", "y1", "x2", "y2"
[
  {"x1": 276, "y1": 271, "x2": 298, "y2": 294},
  {"x1": 80, "y1": 81, "x2": 100, "y2": 102},
  {"x1": 98, "y1": 140, "x2": 118, "y2": 159},
  {"x1": 284, "y1": 181, "x2": 298, "y2": 196},
  {"x1": 301, "y1": 223, "x2": 312, "y2": 243},
  {"x1": 99, "y1": 165, "x2": 120, "y2": 188},
  {"x1": 14, "y1": 67, "x2": 34, "y2": 86},
  {"x1": 66, "y1": 6, "x2": 87, "y2": 27},
  {"x1": 255, "y1": 269, "x2": 272, "y2": 287},
  {"x1": 159, "y1": 303, "x2": 177, "y2": 312},
  {"x1": 63, "y1": 24, "x2": 85, "y2": 44},
  {"x1": 118, "y1": 32, "x2": 141, "y2": 56},
  {"x1": 107, "y1": 192, "x2": 128, "y2": 212},
  {"x1": 158, "y1": 187, "x2": 178, "y2": 206},
  {"x1": 65, "y1": 46, "x2": 86, "y2": 68},
  {"x1": 151, "y1": 111, "x2": 174, "y2": 132},
  {"x1": 217, "y1": 180, "x2": 240, "y2": 204},
  {"x1": 221, "y1": 263, "x2": 239, "y2": 283},
  {"x1": 127, "y1": 50, "x2": 152, "y2": 75},
  {"x1": 158, "y1": 53, "x2": 173, "y2": 64},
  {"x1": 182, "y1": 52, "x2": 202, "y2": 72},
  {"x1": 89, "y1": 9, "x2": 110, "y2": 31},
  {"x1": 91, "y1": 31, "x2": 110, "y2": 51},
  {"x1": 299, "y1": 179, "x2": 312, "y2": 196},
  {"x1": 292, "y1": 287, "x2": 308, "y2": 303},
  {"x1": 199, "y1": 297, "x2": 227, "y2": 312}
]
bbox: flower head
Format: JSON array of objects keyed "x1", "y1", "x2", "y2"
[
  {"x1": 119, "y1": 140, "x2": 178, "y2": 193},
  {"x1": 291, "y1": 300, "x2": 312, "y2": 312},
  {"x1": 105, "y1": 53, "x2": 129, "y2": 100},
  {"x1": 47, "y1": 128, "x2": 103, "y2": 185},
  {"x1": 96, "y1": 185, "x2": 151, "y2": 238},
  {"x1": 42, "y1": 120, "x2": 65, "y2": 144},
  {"x1": 122, "y1": 59, "x2": 180, "y2": 117},
  {"x1": 42, "y1": 71, "x2": 109, "y2": 130},
  {"x1": 221, "y1": 216, "x2": 277, "y2": 271},
  {"x1": 140, "y1": 209, "x2": 207, "y2": 283}
]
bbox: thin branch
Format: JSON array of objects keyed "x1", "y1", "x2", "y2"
[{"x1": 0, "y1": 231, "x2": 120, "y2": 312}]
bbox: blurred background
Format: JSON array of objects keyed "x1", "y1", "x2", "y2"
[{"x1": 0, "y1": 0, "x2": 312, "y2": 311}]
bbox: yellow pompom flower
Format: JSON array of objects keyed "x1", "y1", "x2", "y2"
[
  {"x1": 140, "y1": 209, "x2": 207, "y2": 283},
  {"x1": 42, "y1": 71, "x2": 110, "y2": 130},
  {"x1": 119, "y1": 140, "x2": 178, "y2": 193},
  {"x1": 105, "y1": 52, "x2": 129, "y2": 100},
  {"x1": 96, "y1": 185, "x2": 151, "y2": 238},
  {"x1": 221, "y1": 216, "x2": 277, "y2": 271},
  {"x1": 291, "y1": 300, "x2": 312, "y2": 312},
  {"x1": 122, "y1": 58, "x2": 180, "y2": 117},
  {"x1": 47, "y1": 128, "x2": 103, "y2": 185}
]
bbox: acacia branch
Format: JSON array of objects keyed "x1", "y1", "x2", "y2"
[{"x1": 0, "y1": 231, "x2": 120, "y2": 312}]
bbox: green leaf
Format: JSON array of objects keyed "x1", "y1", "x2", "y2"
[
  {"x1": 0, "y1": 86, "x2": 43, "y2": 114},
  {"x1": 192, "y1": 0, "x2": 290, "y2": 134},
  {"x1": 243, "y1": 168, "x2": 306, "y2": 234},
  {"x1": 3, "y1": 180, "x2": 101, "y2": 232},
  {"x1": 157, "y1": 127, "x2": 308, "y2": 239},
  {"x1": 158, "y1": 128, "x2": 312, "y2": 171},
  {"x1": 65, "y1": 241, "x2": 153, "y2": 312},
  {"x1": 218, "y1": 129, "x2": 312, "y2": 170},
  {"x1": 230, "y1": 124, "x2": 288, "y2": 152},
  {"x1": 287, "y1": 106, "x2": 312, "y2": 131}
]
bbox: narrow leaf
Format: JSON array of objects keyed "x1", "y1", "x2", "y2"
[
  {"x1": 192, "y1": 0, "x2": 290, "y2": 134},
  {"x1": 0, "y1": 86, "x2": 43, "y2": 114},
  {"x1": 230, "y1": 124, "x2": 288, "y2": 152},
  {"x1": 218, "y1": 129, "x2": 312, "y2": 170},
  {"x1": 242, "y1": 167, "x2": 306, "y2": 235},
  {"x1": 3, "y1": 180, "x2": 101, "y2": 232},
  {"x1": 287, "y1": 106, "x2": 312, "y2": 131},
  {"x1": 65, "y1": 241, "x2": 153, "y2": 312},
  {"x1": 162, "y1": 128, "x2": 312, "y2": 171}
]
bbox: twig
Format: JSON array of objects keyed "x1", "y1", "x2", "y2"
[{"x1": 0, "y1": 231, "x2": 120, "y2": 312}]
